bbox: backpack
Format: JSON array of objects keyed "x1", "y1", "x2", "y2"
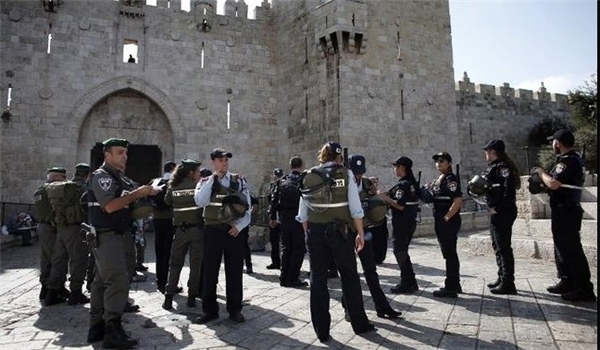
[
  {"x1": 33, "y1": 185, "x2": 54, "y2": 223},
  {"x1": 278, "y1": 173, "x2": 301, "y2": 210},
  {"x1": 46, "y1": 181, "x2": 87, "y2": 226}
]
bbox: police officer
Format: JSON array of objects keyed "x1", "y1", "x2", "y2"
[
  {"x1": 193, "y1": 148, "x2": 251, "y2": 324},
  {"x1": 241, "y1": 195, "x2": 259, "y2": 274},
  {"x1": 162, "y1": 159, "x2": 206, "y2": 310},
  {"x1": 531, "y1": 130, "x2": 596, "y2": 301},
  {"x1": 151, "y1": 161, "x2": 176, "y2": 294},
  {"x1": 269, "y1": 156, "x2": 308, "y2": 287},
  {"x1": 378, "y1": 156, "x2": 420, "y2": 294},
  {"x1": 33, "y1": 167, "x2": 67, "y2": 300},
  {"x1": 86, "y1": 138, "x2": 160, "y2": 349},
  {"x1": 427, "y1": 152, "x2": 463, "y2": 298},
  {"x1": 346, "y1": 154, "x2": 401, "y2": 319},
  {"x1": 296, "y1": 142, "x2": 374, "y2": 342},
  {"x1": 266, "y1": 168, "x2": 284, "y2": 270},
  {"x1": 480, "y1": 140, "x2": 520, "y2": 294},
  {"x1": 45, "y1": 163, "x2": 91, "y2": 306}
]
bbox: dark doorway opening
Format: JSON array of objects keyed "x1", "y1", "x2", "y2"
[{"x1": 90, "y1": 144, "x2": 162, "y2": 185}]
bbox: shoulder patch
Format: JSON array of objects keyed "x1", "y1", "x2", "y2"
[
  {"x1": 98, "y1": 176, "x2": 112, "y2": 191},
  {"x1": 556, "y1": 163, "x2": 567, "y2": 174},
  {"x1": 448, "y1": 181, "x2": 458, "y2": 192},
  {"x1": 500, "y1": 167, "x2": 510, "y2": 178}
]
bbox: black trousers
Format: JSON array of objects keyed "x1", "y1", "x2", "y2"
[
  {"x1": 551, "y1": 204, "x2": 593, "y2": 291},
  {"x1": 306, "y1": 222, "x2": 370, "y2": 339},
  {"x1": 240, "y1": 226, "x2": 252, "y2": 270},
  {"x1": 369, "y1": 220, "x2": 389, "y2": 264},
  {"x1": 154, "y1": 218, "x2": 175, "y2": 291},
  {"x1": 343, "y1": 231, "x2": 394, "y2": 314},
  {"x1": 279, "y1": 210, "x2": 306, "y2": 284},
  {"x1": 269, "y1": 222, "x2": 281, "y2": 266},
  {"x1": 490, "y1": 205, "x2": 517, "y2": 283},
  {"x1": 391, "y1": 213, "x2": 417, "y2": 282},
  {"x1": 433, "y1": 211, "x2": 461, "y2": 290},
  {"x1": 202, "y1": 225, "x2": 244, "y2": 316}
]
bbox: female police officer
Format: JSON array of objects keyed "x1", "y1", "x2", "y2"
[
  {"x1": 296, "y1": 142, "x2": 374, "y2": 342},
  {"x1": 426, "y1": 152, "x2": 463, "y2": 298},
  {"x1": 479, "y1": 140, "x2": 520, "y2": 294},
  {"x1": 162, "y1": 159, "x2": 205, "y2": 310}
]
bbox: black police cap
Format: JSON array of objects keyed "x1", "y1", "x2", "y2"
[
  {"x1": 199, "y1": 168, "x2": 213, "y2": 177},
  {"x1": 210, "y1": 148, "x2": 233, "y2": 160},
  {"x1": 483, "y1": 139, "x2": 505, "y2": 153},
  {"x1": 391, "y1": 156, "x2": 413, "y2": 168},
  {"x1": 547, "y1": 129, "x2": 575, "y2": 146},
  {"x1": 432, "y1": 152, "x2": 452, "y2": 163}
]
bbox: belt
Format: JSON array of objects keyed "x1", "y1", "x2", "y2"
[
  {"x1": 175, "y1": 223, "x2": 199, "y2": 231},
  {"x1": 309, "y1": 202, "x2": 348, "y2": 208}
]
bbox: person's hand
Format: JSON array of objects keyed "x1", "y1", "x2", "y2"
[
  {"x1": 136, "y1": 185, "x2": 160, "y2": 198},
  {"x1": 355, "y1": 233, "x2": 364, "y2": 253},
  {"x1": 269, "y1": 220, "x2": 278, "y2": 228},
  {"x1": 530, "y1": 167, "x2": 543, "y2": 176},
  {"x1": 228, "y1": 225, "x2": 240, "y2": 237},
  {"x1": 489, "y1": 207, "x2": 497, "y2": 215}
]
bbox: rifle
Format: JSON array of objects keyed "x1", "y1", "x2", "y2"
[
  {"x1": 416, "y1": 170, "x2": 422, "y2": 223},
  {"x1": 343, "y1": 147, "x2": 349, "y2": 168},
  {"x1": 80, "y1": 222, "x2": 98, "y2": 248}
]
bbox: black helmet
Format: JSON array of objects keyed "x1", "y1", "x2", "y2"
[
  {"x1": 467, "y1": 175, "x2": 490, "y2": 205},
  {"x1": 218, "y1": 192, "x2": 249, "y2": 222},
  {"x1": 527, "y1": 172, "x2": 546, "y2": 194},
  {"x1": 418, "y1": 186, "x2": 435, "y2": 204}
]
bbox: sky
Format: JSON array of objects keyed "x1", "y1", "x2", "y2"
[{"x1": 171, "y1": 0, "x2": 597, "y2": 95}]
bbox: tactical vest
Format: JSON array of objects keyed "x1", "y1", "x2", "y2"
[
  {"x1": 33, "y1": 184, "x2": 54, "y2": 224},
  {"x1": 203, "y1": 174, "x2": 241, "y2": 226},
  {"x1": 88, "y1": 166, "x2": 135, "y2": 231},
  {"x1": 170, "y1": 178, "x2": 203, "y2": 226},
  {"x1": 306, "y1": 165, "x2": 353, "y2": 225},
  {"x1": 150, "y1": 177, "x2": 173, "y2": 220},
  {"x1": 46, "y1": 180, "x2": 87, "y2": 227}
]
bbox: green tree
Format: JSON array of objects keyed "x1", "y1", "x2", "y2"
[{"x1": 568, "y1": 74, "x2": 597, "y2": 173}]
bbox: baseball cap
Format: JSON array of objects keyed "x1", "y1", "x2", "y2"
[
  {"x1": 547, "y1": 129, "x2": 575, "y2": 146},
  {"x1": 432, "y1": 152, "x2": 452, "y2": 163},
  {"x1": 273, "y1": 168, "x2": 284, "y2": 177},
  {"x1": 391, "y1": 156, "x2": 413, "y2": 168},
  {"x1": 348, "y1": 154, "x2": 366, "y2": 174},
  {"x1": 483, "y1": 139, "x2": 505, "y2": 152},
  {"x1": 210, "y1": 148, "x2": 233, "y2": 160},
  {"x1": 327, "y1": 141, "x2": 343, "y2": 155}
]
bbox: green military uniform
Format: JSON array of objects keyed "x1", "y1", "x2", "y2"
[
  {"x1": 46, "y1": 169, "x2": 90, "y2": 305},
  {"x1": 164, "y1": 171, "x2": 204, "y2": 299},
  {"x1": 33, "y1": 167, "x2": 67, "y2": 300}
]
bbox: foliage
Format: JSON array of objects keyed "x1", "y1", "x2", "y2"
[
  {"x1": 528, "y1": 117, "x2": 571, "y2": 147},
  {"x1": 568, "y1": 74, "x2": 597, "y2": 173}
]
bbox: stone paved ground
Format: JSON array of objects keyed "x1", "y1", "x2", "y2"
[{"x1": 0, "y1": 230, "x2": 597, "y2": 350}]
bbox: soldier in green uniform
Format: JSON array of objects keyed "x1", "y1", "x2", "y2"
[
  {"x1": 296, "y1": 142, "x2": 375, "y2": 342},
  {"x1": 86, "y1": 138, "x2": 160, "y2": 349},
  {"x1": 33, "y1": 167, "x2": 67, "y2": 300},
  {"x1": 162, "y1": 159, "x2": 206, "y2": 310},
  {"x1": 45, "y1": 163, "x2": 91, "y2": 306}
]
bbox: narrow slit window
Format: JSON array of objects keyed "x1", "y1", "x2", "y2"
[
  {"x1": 47, "y1": 33, "x2": 52, "y2": 54},
  {"x1": 7, "y1": 84, "x2": 12, "y2": 107},
  {"x1": 123, "y1": 40, "x2": 138, "y2": 63},
  {"x1": 227, "y1": 100, "x2": 231, "y2": 129},
  {"x1": 201, "y1": 42, "x2": 205, "y2": 69}
]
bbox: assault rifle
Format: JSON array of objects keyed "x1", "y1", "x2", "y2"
[
  {"x1": 343, "y1": 147, "x2": 349, "y2": 168},
  {"x1": 416, "y1": 170, "x2": 422, "y2": 223}
]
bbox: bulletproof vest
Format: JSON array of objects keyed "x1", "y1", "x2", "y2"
[
  {"x1": 88, "y1": 166, "x2": 135, "y2": 231},
  {"x1": 46, "y1": 180, "x2": 87, "y2": 227},
  {"x1": 277, "y1": 173, "x2": 302, "y2": 210},
  {"x1": 170, "y1": 178, "x2": 202, "y2": 226},
  {"x1": 305, "y1": 165, "x2": 353, "y2": 225},
  {"x1": 550, "y1": 152, "x2": 584, "y2": 205},
  {"x1": 203, "y1": 174, "x2": 243, "y2": 226},
  {"x1": 357, "y1": 178, "x2": 387, "y2": 226},
  {"x1": 33, "y1": 184, "x2": 54, "y2": 224}
]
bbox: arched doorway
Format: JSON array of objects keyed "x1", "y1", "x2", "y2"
[{"x1": 79, "y1": 89, "x2": 174, "y2": 184}]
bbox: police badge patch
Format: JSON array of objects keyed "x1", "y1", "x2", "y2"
[
  {"x1": 395, "y1": 190, "x2": 404, "y2": 199},
  {"x1": 556, "y1": 163, "x2": 566, "y2": 174},
  {"x1": 448, "y1": 181, "x2": 458, "y2": 192},
  {"x1": 98, "y1": 177, "x2": 112, "y2": 191},
  {"x1": 500, "y1": 168, "x2": 510, "y2": 178}
]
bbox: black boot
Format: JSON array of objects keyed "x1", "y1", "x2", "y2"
[
  {"x1": 44, "y1": 289, "x2": 67, "y2": 306},
  {"x1": 68, "y1": 290, "x2": 90, "y2": 305},
  {"x1": 547, "y1": 279, "x2": 572, "y2": 294},
  {"x1": 39, "y1": 285, "x2": 48, "y2": 300},
  {"x1": 187, "y1": 295, "x2": 196, "y2": 307},
  {"x1": 490, "y1": 281, "x2": 517, "y2": 295},
  {"x1": 162, "y1": 294, "x2": 173, "y2": 310},
  {"x1": 87, "y1": 320, "x2": 105, "y2": 343},
  {"x1": 487, "y1": 277, "x2": 502, "y2": 289},
  {"x1": 102, "y1": 318, "x2": 138, "y2": 349}
]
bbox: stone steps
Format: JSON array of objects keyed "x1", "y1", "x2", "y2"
[
  {"x1": 513, "y1": 218, "x2": 597, "y2": 244},
  {"x1": 468, "y1": 232, "x2": 597, "y2": 267}
]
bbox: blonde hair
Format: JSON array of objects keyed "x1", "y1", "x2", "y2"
[{"x1": 317, "y1": 142, "x2": 341, "y2": 164}]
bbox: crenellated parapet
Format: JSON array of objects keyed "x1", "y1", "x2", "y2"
[{"x1": 455, "y1": 71, "x2": 569, "y2": 109}]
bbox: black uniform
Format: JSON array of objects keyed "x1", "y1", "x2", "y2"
[
  {"x1": 548, "y1": 150, "x2": 595, "y2": 299},
  {"x1": 267, "y1": 181, "x2": 282, "y2": 269},
  {"x1": 431, "y1": 172, "x2": 462, "y2": 292},
  {"x1": 150, "y1": 176, "x2": 174, "y2": 294},
  {"x1": 483, "y1": 160, "x2": 517, "y2": 286},
  {"x1": 269, "y1": 171, "x2": 307, "y2": 286},
  {"x1": 388, "y1": 175, "x2": 420, "y2": 293}
]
